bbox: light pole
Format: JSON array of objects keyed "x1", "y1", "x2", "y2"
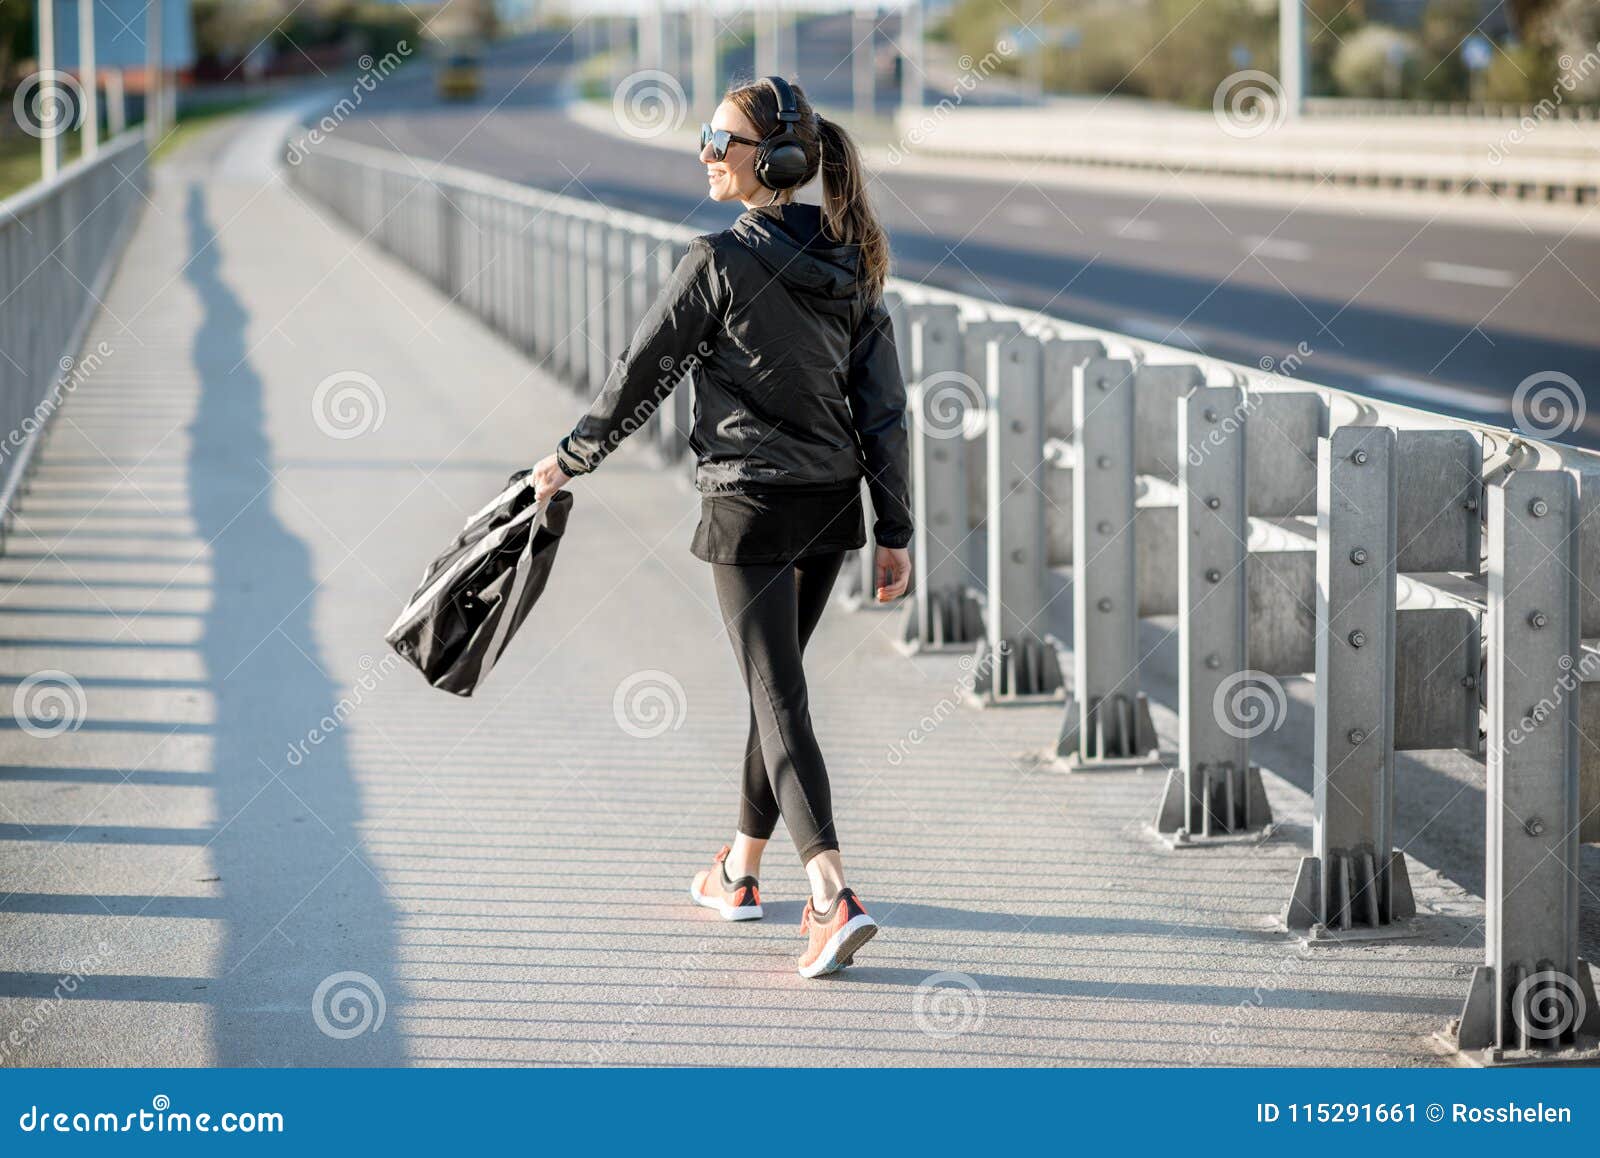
[
  {"x1": 693, "y1": 1, "x2": 717, "y2": 110},
  {"x1": 80, "y1": 0, "x2": 99, "y2": 157},
  {"x1": 900, "y1": 0, "x2": 921, "y2": 112},
  {"x1": 852, "y1": 3, "x2": 875, "y2": 121},
  {"x1": 145, "y1": 0, "x2": 163, "y2": 142},
  {"x1": 1278, "y1": 0, "x2": 1304, "y2": 118},
  {"x1": 38, "y1": 0, "x2": 61, "y2": 180},
  {"x1": 755, "y1": 2, "x2": 777, "y2": 76}
]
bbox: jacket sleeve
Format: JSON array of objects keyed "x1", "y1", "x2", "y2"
[
  {"x1": 554, "y1": 237, "x2": 721, "y2": 477},
  {"x1": 845, "y1": 296, "x2": 914, "y2": 549}
]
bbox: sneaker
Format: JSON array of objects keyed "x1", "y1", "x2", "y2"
[
  {"x1": 797, "y1": 888, "x2": 877, "y2": 978},
  {"x1": 689, "y1": 845, "x2": 763, "y2": 921}
]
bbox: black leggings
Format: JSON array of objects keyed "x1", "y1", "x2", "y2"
[{"x1": 710, "y1": 550, "x2": 848, "y2": 864}]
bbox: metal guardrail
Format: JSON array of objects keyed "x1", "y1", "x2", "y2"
[
  {"x1": 894, "y1": 106, "x2": 1600, "y2": 205},
  {"x1": 0, "y1": 132, "x2": 148, "y2": 541},
  {"x1": 287, "y1": 134, "x2": 1600, "y2": 1062},
  {"x1": 1306, "y1": 97, "x2": 1600, "y2": 122}
]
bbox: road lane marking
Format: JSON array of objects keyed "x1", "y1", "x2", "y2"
[
  {"x1": 1114, "y1": 317, "x2": 1204, "y2": 351},
  {"x1": 1244, "y1": 236, "x2": 1312, "y2": 262},
  {"x1": 1105, "y1": 217, "x2": 1162, "y2": 241},
  {"x1": 918, "y1": 194, "x2": 962, "y2": 216},
  {"x1": 1422, "y1": 261, "x2": 1517, "y2": 288},
  {"x1": 1002, "y1": 203, "x2": 1054, "y2": 228},
  {"x1": 1366, "y1": 374, "x2": 1506, "y2": 415}
]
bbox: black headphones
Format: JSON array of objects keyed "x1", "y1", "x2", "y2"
[{"x1": 752, "y1": 76, "x2": 810, "y2": 191}]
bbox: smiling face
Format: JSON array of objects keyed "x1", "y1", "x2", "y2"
[{"x1": 701, "y1": 100, "x2": 767, "y2": 206}]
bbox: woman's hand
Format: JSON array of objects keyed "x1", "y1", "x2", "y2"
[
  {"x1": 530, "y1": 453, "x2": 572, "y2": 502},
  {"x1": 874, "y1": 546, "x2": 911, "y2": 603}
]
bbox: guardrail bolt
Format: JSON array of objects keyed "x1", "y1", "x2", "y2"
[
  {"x1": 1461, "y1": 675, "x2": 1476, "y2": 690},
  {"x1": 1205, "y1": 496, "x2": 1221, "y2": 510},
  {"x1": 1529, "y1": 498, "x2": 1549, "y2": 518},
  {"x1": 1096, "y1": 520, "x2": 1113, "y2": 534},
  {"x1": 1097, "y1": 597, "x2": 1113, "y2": 612},
  {"x1": 1528, "y1": 610, "x2": 1548, "y2": 629},
  {"x1": 1205, "y1": 654, "x2": 1221, "y2": 669},
  {"x1": 1348, "y1": 728, "x2": 1367, "y2": 745},
  {"x1": 1203, "y1": 408, "x2": 1218, "y2": 423},
  {"x1": 1011, "y1": 549, "x2": 1026, "y2": 564},
  {"x1": 1464, "y1": 497, "x2": 1479, "y2": 513},
  {"x1": 1351, "y1": 449, "x2": 1369, "y2": 465},
  {"x1": 1349, "y1": 547, "x2": 1369, "y2": 565},
  {"x1": 1096, "y1": 376, "x2": 1109, "y2": 391},
  {"x1": 1096, "y1": 455, "x2": 1112, "y2": 469},
  {"x1": 1348, "y1": 630, "x2": 1367, "y2": 648},
  {"x1": 1205, "y1": 569, "x2": 1221, "y2": 583},
  {"x1": 1530, "y1": 705, "x2": 1548, "y2": 724},
  {"x1": 933, "y1": 447, "x2": 948, "y2": 462},
  {"x1": 1011, "y1": 419, "x2": 1024, "y2": 433},
  {"x1": 1525, "y1": 817, "x2": 1546, "y2": 837}
]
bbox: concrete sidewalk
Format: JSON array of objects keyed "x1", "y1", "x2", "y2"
[{"x1": 0, "y1": 108, "x2": 1488, "y2": 1067}]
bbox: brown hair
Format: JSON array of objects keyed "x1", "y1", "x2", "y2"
[{"x1": 725, "y1": 78, "x2": 890, "y2": 299}]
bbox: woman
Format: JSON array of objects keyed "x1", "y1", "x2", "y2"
[{"x1": 529, "y1": 76, "x2": 912, "y2": 978}]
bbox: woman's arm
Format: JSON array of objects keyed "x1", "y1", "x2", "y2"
[
  {"x1": 845, "y1": 296, "x2": 914, "y2": 552},
  {"x1": 552, "y1": 237, "x2": 722, "y2": 478}
]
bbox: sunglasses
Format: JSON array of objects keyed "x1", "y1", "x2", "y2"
[{"x1": 699, "y1": 123, "x2": 762, "y2": 161}]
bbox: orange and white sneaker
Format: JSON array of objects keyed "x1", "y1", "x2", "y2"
[
  {"x1": 797, "y1": 888, "x2": 877, "y2": 978},
  {"x1": 689, "y1": 845, "x2": 763, "y2": 921}
]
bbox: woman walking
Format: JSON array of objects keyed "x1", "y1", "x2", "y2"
[{"x1": 530, "y1": 76, "x2": 911, "y2": 978}]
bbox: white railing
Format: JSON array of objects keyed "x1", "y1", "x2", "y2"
[
  {"x1": 286, "y1": 133, "x2": 1600, "y2": 1061},
  {"x1": 0, "y1": 132, "x2": 148, "y2": 536}
]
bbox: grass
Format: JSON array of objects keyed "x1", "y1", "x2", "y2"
[
  {"x1": 151, "y1": 95, "x2": 270, "y2": 160},
  {"x1": 0, "y1": 133, "x2": 85, "y2": 201},
  {"x1": 0, "y1": 94, "x2": 269, "y2": 201}
]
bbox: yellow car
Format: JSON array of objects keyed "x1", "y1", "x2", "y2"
[{"x1": 438, "y1": 53, "x2": 482, "y2": 101}]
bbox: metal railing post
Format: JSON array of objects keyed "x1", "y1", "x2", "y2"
[
  {"x1": 1456, "y1": 468, "x2": 1600, "y2": 1056},
  {"x1": 1057, "y1": 357, "x2": 1159, "y2": 765},
  {"x1": 1286, "y1": 425, "x2": 1415, "y2": 932},
  {"x1": 586, "y1": 219, "x2": 609, "y2": 396},
  {"x1": 971, "y1": 332, "x2": 1062, "y2": 703},
  {"x1": 902, "y1": 302, "x2": 980, "y2": 652},
  {"x1": 1157, "y1": 385, "x2": 1273, "y2": 839},
  {"x1": 564, "y1": 216, "x2": 588, "y2": 390}
]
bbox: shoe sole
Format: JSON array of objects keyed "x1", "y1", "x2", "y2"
[
  {"x1": 798, "y1": 913, "x2": 878, "y2": 978},
  {"x1": 688, "y1": 882, "x2": 763, "y2": 921}
]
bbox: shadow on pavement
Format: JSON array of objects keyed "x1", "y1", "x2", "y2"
[{"x1": 184, "y1": 183, "x2": 404, "y2": 1065}]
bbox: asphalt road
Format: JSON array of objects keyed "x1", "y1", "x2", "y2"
[{"x1": 327, "y1": 27, "x2": 1600, "y2": 446}]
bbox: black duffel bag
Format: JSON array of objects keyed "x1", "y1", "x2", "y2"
[{"x1": 386, "y1": 472, "x2": 573, "y2": 696}]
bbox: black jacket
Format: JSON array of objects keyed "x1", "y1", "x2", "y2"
[{"x1": 554, "y1": 202, "x2": 913, "y2": 549}]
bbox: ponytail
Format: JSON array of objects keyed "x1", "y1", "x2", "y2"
[{"x1": 816, "y1": 115, "x2": 890, "y2": 300}]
